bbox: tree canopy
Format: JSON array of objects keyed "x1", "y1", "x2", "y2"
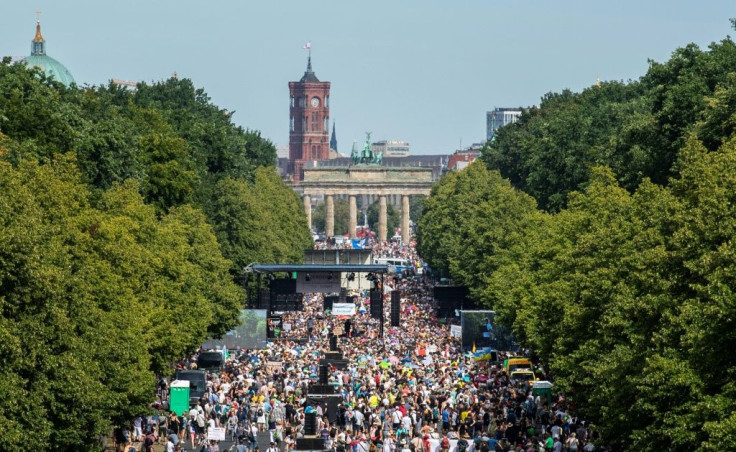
[
  {"x1": 0, "y1": 59, "x2": 310, "y2": 449},
  {"x1": 418, "y1": 28, "x2": 736, "y2": 450},
  {"x1": 481, "y1": 37, "x2": 736, "y2": 212}
]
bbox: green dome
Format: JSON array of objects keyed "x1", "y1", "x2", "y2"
[
  {"x1": 23, "y1": 54, "x2": 75, "y2": 87},
  {"x1": 23, "y1": 19, "x2": 75, "y2": 88}
]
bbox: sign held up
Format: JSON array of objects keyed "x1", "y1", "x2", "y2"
[
  {"x1": 207, "y1": 427, "x2": 226, "y2": 441},
  {"x1": 331, "y1": 303, "x2": 356, "y2": 316}
]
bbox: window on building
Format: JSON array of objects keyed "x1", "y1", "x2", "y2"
[
  {"x1": 325, "y1": 96, "x2": 329, "y2": 107},
  {"x1": 290, "y1": 117, "x2": 294, "y2": 132},
  {"x1": 301, "y1": 117, "x2": 306, "y2": 132},
  {"x1": 291, "y1": 96, "x2": 295, "y2": 108}
]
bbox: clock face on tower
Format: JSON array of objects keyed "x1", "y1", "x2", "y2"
[{"x1": 311, "y1": 97, "x2": 320, "y2": 108}]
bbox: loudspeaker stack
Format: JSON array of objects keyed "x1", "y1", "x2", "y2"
[
  {"x1": 370, "y1": 288, "x2": 383, "y2": 320},
  {"x1": 391, "y1": 290, "x2": 401, "y2": 327}
]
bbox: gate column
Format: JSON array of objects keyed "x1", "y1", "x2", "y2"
[
  {"x1": 349, "y1": 195, "x2": 358, "y2": 239},
  {"x1": 402, "y1": 195, "x2": 410, "y2": 243},
  {"x1": 326, "y1": 195, "x2": 334, "y2": 238},
  {"x1": 379, "y1": 195, "x2": 387, "y2": 242}
]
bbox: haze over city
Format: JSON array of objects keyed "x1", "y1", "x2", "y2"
[{"x1": 2, "y1": 1, "x2": 734, "y2": 153}]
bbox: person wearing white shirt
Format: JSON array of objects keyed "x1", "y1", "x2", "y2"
[{"x1": 401, "y1": 414, "x2": 412, "y2": 431}]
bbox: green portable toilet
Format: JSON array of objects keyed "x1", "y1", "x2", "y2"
[
  {"x1": 532, "y1": 380, "x2": 553, "y2": 405},
  {"x1": 170, "y1": 380, "x2": 190, "y2": 416}
]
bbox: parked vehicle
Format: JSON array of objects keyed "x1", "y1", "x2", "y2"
[
  {"x1": 197, "y1": 350, "x2": 225, "y2": 372},
  {"x1": 504, "y1": 357, "x2": 534, "y2": 374},
  {"x1": 175, "y1": 369, "x2": 206, "y2": 406},
  {"x1": 510, "y1": 369, "x2": 537, "y2": 386},
  {"x1": 374, "y1": 257, "x2": 412, "y2": 274}
]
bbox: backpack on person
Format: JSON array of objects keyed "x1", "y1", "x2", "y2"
[
  {"x1": 457, "y1": 439, "x2": 468, "y2": 452},
  {"x1": 143, "y1": 433, "x2": 155, "y2": 452},
  {"x1": 440, "y1": 437, "x2": 450, "y2": 450}
]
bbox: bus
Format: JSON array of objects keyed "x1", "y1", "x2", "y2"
[{"x1": 374, "y1": 257, "x2": 412, "y2": 274}]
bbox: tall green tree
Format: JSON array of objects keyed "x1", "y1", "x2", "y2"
[
  {"x1": 480, "y1": 35, "x2": 736, "y2": 212},
  {"x1": 417, "y1": 162, "x2": 537, "y2": 289},
  {"x1": 207, "y1": 168, "x2": 311, "y2": 272}
]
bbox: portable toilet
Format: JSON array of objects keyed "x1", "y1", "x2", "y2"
[
  {"x1": 170, "y1": 380, "x2": 190, "y2": 415},
  {"x1": 532, "y1": 380, "x2": 554, "y2": 405}
]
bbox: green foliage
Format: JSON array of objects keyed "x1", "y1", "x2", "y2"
[
  {"x1": 421, "y1": 130, "x2": 736, "y2": 450},
  {"x1": 0, "y1": 60, "x2": 302, "y2": 449},
  {"x1": 133, "y1": 78, "x2": 275, "y2": 179},
  {"x1": 0, "y1": 157, "x2": 243, "y2": 450},
  {"x1": 416, "y1": 162, "x2": 537, "y2": 287},
  {"x1": 481, "y1": 36, "x2": 736, "y2": 212},
  {"x1": 412, "y1": 26, "x2": 736, "y2": 451},
  {"x1": 409, "y1": 195, "x2": 425, "y2": 225},
  {"x1": 208, "y1": 168, "x2": 311, "y2": 272}
]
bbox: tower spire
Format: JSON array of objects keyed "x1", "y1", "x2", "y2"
[
  {"x1": 32, "y1": 11, "x2": 46, "y2": 56},
  {"x1": 330, "y1": 121, "x2": 338, "y2": 152}
]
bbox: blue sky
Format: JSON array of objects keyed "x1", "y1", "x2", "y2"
[{"x1": 2, "y1": 1, "x2": 734, "y2": 154}]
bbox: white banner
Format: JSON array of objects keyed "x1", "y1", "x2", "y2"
[
  {"x1": 207, "y1": 427, "x2": 226, "y2": 441},
  {"x1": 296, "y1": 272, "x2": 341, "y2": 293},
  {"x1": 331, "y1": 303, "x2": 356, "y2": 316},
  {"x1": 450, "y1": 325, "x2": 462, "y2": 338}
]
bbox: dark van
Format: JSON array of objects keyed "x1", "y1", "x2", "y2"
[
  {"x1": 197, "y1": 351, "x2": 224, "y2": 372},
  {"x1": 175, "y1": 370, "x2": 206, "y2": 406}
]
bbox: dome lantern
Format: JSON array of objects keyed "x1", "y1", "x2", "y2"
[{"x1": 23, "y1": 13, "x2": 75, "y2": 87}]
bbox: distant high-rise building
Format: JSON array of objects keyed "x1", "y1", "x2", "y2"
[
  {"x1": 371, "y1": 140, "x2": 410, "y2": 158},
  {"x1": 330, "y1": 121, "x2": 338, "y2": 152},
  {"x1": 288, "y1": 55, "x2": 331, "y2": 182},
  {"x1": 486, "y1": 108, "x2": 521, "y2": 141},
  {"x1": 23, "y1": 16, "x2": 75, "y2": 87}
]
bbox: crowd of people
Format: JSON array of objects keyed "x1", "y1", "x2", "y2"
[{"x1": 119, "y1": 238, "x2": 603, "y2": 452}]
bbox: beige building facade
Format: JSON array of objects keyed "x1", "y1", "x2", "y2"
[{"x1": 301, "y1": 166, "x2": 433, "y2": 242}]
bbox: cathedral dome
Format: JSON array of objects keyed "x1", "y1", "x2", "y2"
[{"x1": 22, "y1": 19, "x2": 75, "y2": 87}]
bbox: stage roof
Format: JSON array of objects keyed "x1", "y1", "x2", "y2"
[{"x1": 248, "y1": 264, "x2": 389, "y2": 274}]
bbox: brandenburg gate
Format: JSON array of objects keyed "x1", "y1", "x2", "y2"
[{"x1": 300, "y1": 135, "x2": 433, "y2": 242}]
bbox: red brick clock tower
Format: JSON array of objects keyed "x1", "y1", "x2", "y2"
[{"x1": 289, "y1": 55, "x2": 331, "y2": 182}]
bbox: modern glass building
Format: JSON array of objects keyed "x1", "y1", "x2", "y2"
[{"x1": 486, "y1": 108, "x2": 521, "y2": 141}]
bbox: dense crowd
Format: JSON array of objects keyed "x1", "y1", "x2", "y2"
[{"x1": 119, "y1": 239, "x2": 602, "y2": 452}]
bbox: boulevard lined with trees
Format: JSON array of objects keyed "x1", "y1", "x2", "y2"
[
  {"x1": 0, "y1": 58, "x2": 311, "y2": 450},
  {"x1": 3, "y1": 21, "x2": 736, "y2": 452},
  {"x1": 418, "y1": 30, "x2": 736, "y2": 450}
]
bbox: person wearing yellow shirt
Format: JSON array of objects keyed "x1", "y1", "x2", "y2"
[
  {"x1": 369, "y1": 394, "x2": 379, "y2": 408},
  {"x1": 460, "y1": 410, "x2": 469, "y2": 422}
]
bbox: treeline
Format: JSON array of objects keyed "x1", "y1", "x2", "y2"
[
  {"x1": 482, "y1": 37, "x2": 736, "y2": 212},
  {"x1": 417, "y1": 34, "x2": 736, "y2": 450},
  {"x1": 0, "y1": 59, "x2": 311, "y2": 449}
]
